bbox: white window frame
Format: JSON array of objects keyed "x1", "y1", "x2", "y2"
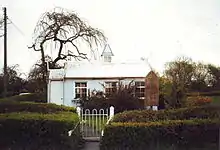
[
  {"x1": 104, "y1": 81, "x2": 117, "y2": 95},
  {"x1": 135, "y1": 81, "x2": 145, "y2": 99},
  {"x1": 74, "y1": 82, "x2": 87, "y2": 99}
]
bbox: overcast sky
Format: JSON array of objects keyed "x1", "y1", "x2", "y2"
[{"x1": 0, "y1": 0, "x2": 220, "y2": 77}]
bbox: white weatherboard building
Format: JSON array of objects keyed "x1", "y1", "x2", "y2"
[{"x1": 47, "y1": 45, "x2": 158, "y2": 109}]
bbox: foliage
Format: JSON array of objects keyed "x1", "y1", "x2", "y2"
[
  {"x1": 159, "y1": 76, "x2": 172, "y2": 109},
  {"x1": 29, "y1": 7, "x2": 106, "y2": 86},
  {"x1": 80, "y1": 82, "x2": 144, "y2": 113},
  {"x1": 107, "y1": 82, "x2": 144, "y2": 113},
  {"x1": 100, "y1": 119, "x2": 219, "y2": 150},
  {"x1": 0, "y1": 99, "x2": 76, "y2": 113},
  {"x1": 0, "y1": 65, "x2": 26, "y2": 98},
  {"x1": 80, "y1": 91, "x2": 110, "y2": 110},
  {"x1": 186, "y1": 96, "x2": 212, "y2": 107},
  {"x1": 162, "y1": 57, "x2": 220, "y2": 108},
  {"x1": 27, "y1": 62, "x2": 47, "y2": 93},
  {"x1": 161, "y1": 56, "x2": 220, "y2": 109},
  {"x1": 27, "y1": 56, "x2": 61, "y2": 93},
  {"x1": 164, "y1": 56, "x2": 195, "y2": 108},
  {"x1": 0, "y1": 112, "x2": 82, "y2": 150},
  {"x1": 187, "y1": 63, "x2": 220, "y2": 92},
  {"x1": 210, "y1": 96, "x2": 220, "y2": 105},
  {"x1": 112, "y1": 105, "x2": 220, "y2": 123},
  {"x1": 1, "y1": 93, "x2": 47, "y2": 103},
  {"x1": 190, "y1": 63, "x2": 210, "y2": 92},
  {"x1": 165, "y1": 56, "x2": 195, "y2": 90},
  {"x1": 207, "y1": 64, "x2": 220, "y2": 90},
  {"x1": 187, "y1": 91, "x2": 220, "y2": 96}
]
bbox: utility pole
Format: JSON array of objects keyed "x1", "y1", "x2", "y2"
[{"x1": 3, "y1": 7, "x2": 7, "y2": 98}]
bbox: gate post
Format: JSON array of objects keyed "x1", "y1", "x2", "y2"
[
  {"x1": 76, "y1": 107, "x2": 81, "y2": 117},
  {"x1": 109, "y1": 106, "x2": 114, "y2": 119}
]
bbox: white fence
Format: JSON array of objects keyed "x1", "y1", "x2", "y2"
[{"x1": 76, "y1": 106, "x2": 114, "y2": 138}]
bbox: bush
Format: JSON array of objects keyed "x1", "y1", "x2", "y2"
[
  {"x1": 80, "y1": 91, "x2": 110, "y2": 110},
  {"x1": 187, "y1": 91, "x2": 220, "y2": 96},
  {"x1": 106, "y1": 82, "x2": 144, "y2": 113},
  {"x1": 112, "y1": 105, "x2": 220, "y2": 123},
  {"x1": 100, "y1": 119, "x2": 219, "y2": 150},
  {"x1": 0, "y1": 112, "x2": 82, "y2": 150},
  {"x1": 186, "y1": 96, "x2": 212, "y2": 107},
  {"x1": 2, "y1": 93, "x2": 47, "y2": 103},
  {"x1": 80, "y1": 86, "x2": 144, "y2": 113},
  {"x1": 0, "y1": 100, "x2": 76, "y2": 113}
]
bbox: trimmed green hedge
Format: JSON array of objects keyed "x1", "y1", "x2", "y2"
[
  {"x1": 0, "y1": 100, "x2": 76, "y2": 113},
  {"x1": 187, "y1": 91, "x2": 220, "y2": 96},
  {"x1": 101, "y1": 119, "x2": 219, "y2": 150},
  {"x1": 0, "y1": 112, "x2": 82, "y2": 150},
  {"x1": 1, "y1": 93, "x2": 47, "y2": 103},
  {"x1": 113, "y1": 105, "x2": 220, "y2": 123}
]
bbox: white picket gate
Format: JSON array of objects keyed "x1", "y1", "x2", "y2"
[{"x1": 76, "y1": 106, "x2": 114, "y2": 138}]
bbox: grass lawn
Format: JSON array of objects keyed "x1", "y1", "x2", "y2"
[
  {"x1": 82, "y1": 116, "x2": 108, "y2": 130},
  {"x1": 80, "y1": 116, "x2": 108, "y2": 137},
  {"x1": 210, "y1": 96, "x2": 220, "y2": 105}
]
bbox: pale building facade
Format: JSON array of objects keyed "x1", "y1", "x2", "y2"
[{"x1": 47, "y1": 45, "x2": 159, "y2": 109}]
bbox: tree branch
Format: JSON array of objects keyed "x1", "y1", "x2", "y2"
[
  {"x1": 66, "y1": 39, "x2": 88, "y2": 59},
  {"x1": 28, "y1": 44, "x2": 41, "y2": 51},
  {"x1": 31, "y1": 7, "x2": 106, "y2": 70}
]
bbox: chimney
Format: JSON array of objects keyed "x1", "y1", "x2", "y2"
[{"x1": 145, "y1": 71, "x2": 159, "y2": 110}]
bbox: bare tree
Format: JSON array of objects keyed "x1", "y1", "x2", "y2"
[{"x1": 29, "y1": 7, "x2": 107, "y2": 83}]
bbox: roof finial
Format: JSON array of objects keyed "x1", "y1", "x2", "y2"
[{"x1": 101, "y1": 44, "x2": 114, "y2": 62}]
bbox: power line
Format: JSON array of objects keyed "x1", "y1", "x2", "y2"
[
  {"x1": 7, "y1": 17, "x2": 26, "y2": 38},
  {"x1": 6, "y1": 16, "x2": 40, "y2": 68},
  {"x1": 7, "y1": 16, "x2": 33, "y2": 49}
]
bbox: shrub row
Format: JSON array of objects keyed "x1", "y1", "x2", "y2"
[
  {"x1": 0, "y1": 112, "x2": 82, "y2": 150},
  {"x1": 186, "y1": 96, "x2": 212, "y2": 107},
  {"x1": 1, "y1": 93, "x2": 47, "y2": 103},
  {"x1": 187, "y1": 91, "x2": 220, "y2": 96},
  {"x1": 0, "y1": 100, "x2": 76, "y2": 113},
  {"x1": 100, "y1": 119, "x2": 220, "y2": 150},
  {"x1": 113, "y1": 105, "x2": 220, "y2": 123}
]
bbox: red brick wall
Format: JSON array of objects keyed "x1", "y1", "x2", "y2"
[{"x1": 145, "y1": 71, "x2": 159, "y2": 107}]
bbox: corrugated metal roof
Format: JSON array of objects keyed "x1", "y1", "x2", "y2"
[
  {"x1": 65, "y1": 61, "x2": 150, "y2": 78},
  {"x1": 49, "y1": 60, "x2": 151, "y2": 79},
  {"x1": 49, "y1": 69, "x2": 65, "y2": 79}
]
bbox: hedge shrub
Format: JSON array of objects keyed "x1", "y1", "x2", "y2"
[
  {"x1": 1, "y1": 93, "x2": 47, "y2": 103},
  {"x1": 186, "y1": 96, "x2": 212, "y2": 107},
  {"x1": 187, "y1": 91, "x2": 220, "y2": 96},
  {"x1": 100, "y1": 119, "x2": 219, "y2": 150},
  {"x1": 0, "y1": 100, "x2": 76, "y2": 113},
  {"x1": 113, "y1": 105, "x2": 220, "y2": 123},
  {"x1": 0, "y1": 112, "x2": 82, "y2": 150}
]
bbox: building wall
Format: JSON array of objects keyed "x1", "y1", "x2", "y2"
[
  {"x1": 49, "y1": 81, "x2": 64, "y2": 105},
  {"x1": 51, "y1": 79, "x2": 106, "y2": 107},
  {"x1": 62, "y1": 79, "x2": 107, "y2": 107},
  {"x1": 49, "y1": 78, "x2": 145, "y2": 107},
  {"x1": 145, "y1": 71, "x2": 159, "y2": 107},
  {"x1": 63, "y1": 80, "x2": 74, "y2": 106}
]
